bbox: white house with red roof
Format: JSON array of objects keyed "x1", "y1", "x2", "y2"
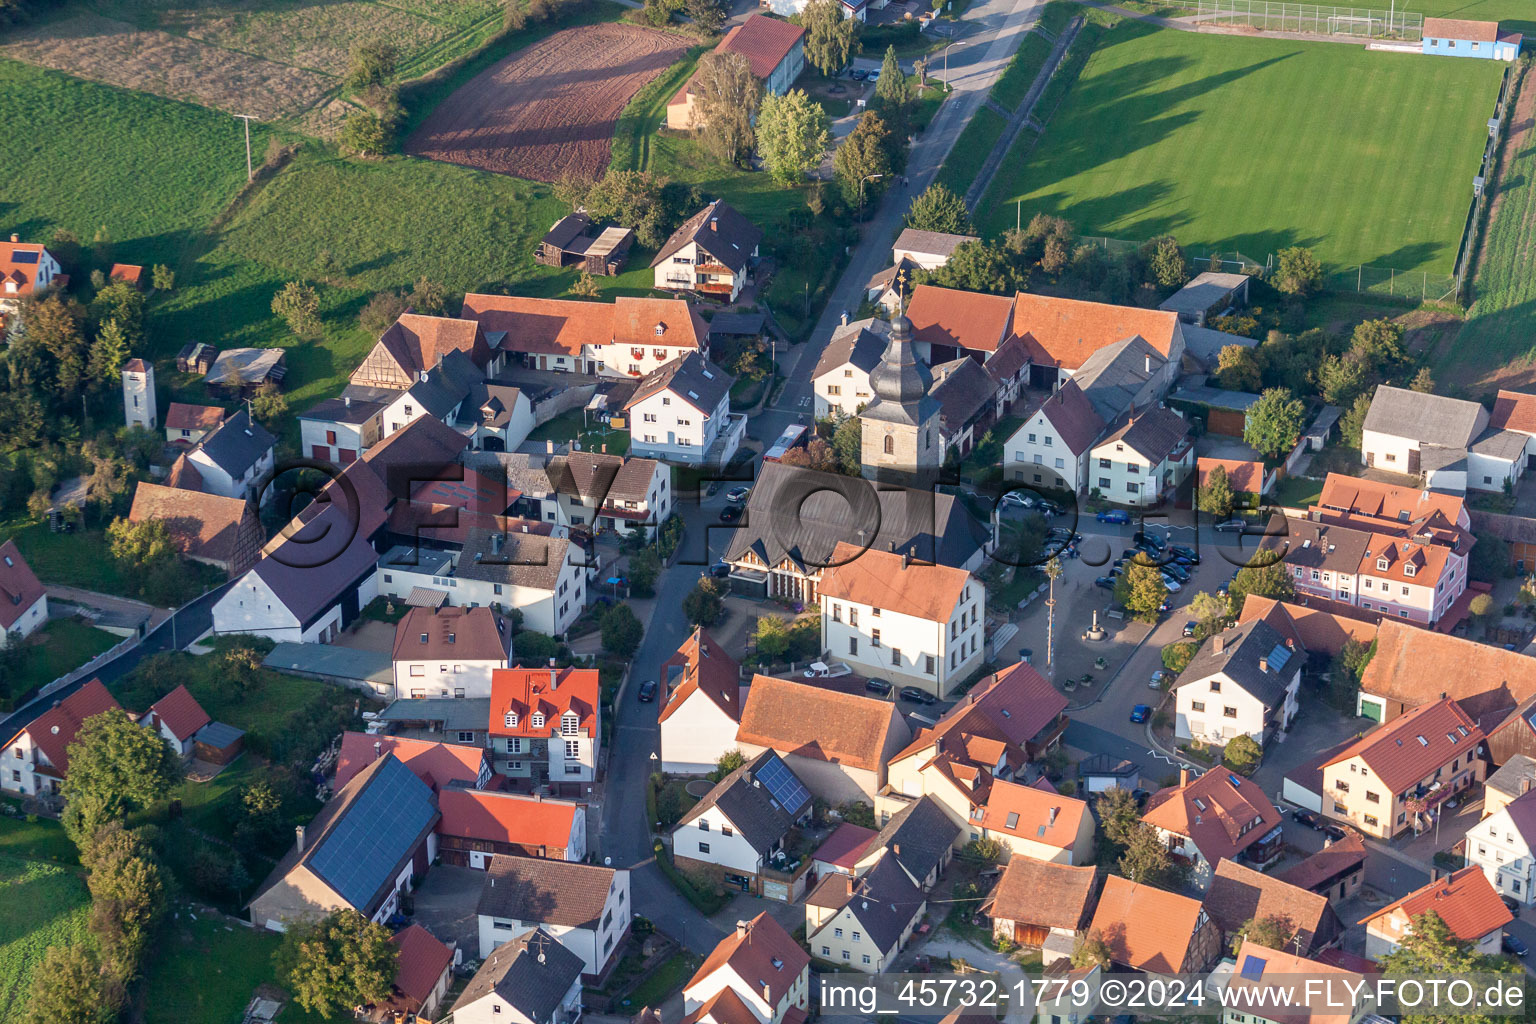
[
  {"x1": 490, "y1": 667, "x2": 601, "y2": 795},
  {"x1": 460, "y1": 294, "x2": 708, "y2": 377},
  {"x1": 684, "y1": 913, "x2": 811, "y2": 1024},
  {"x1": 392, "y1": 605, "x2": 513, "y2": 700},
  {"x1": 659, "y1": 627, "x2": 745, "y2": 774},
  {"x1": 0, "y1": 540, "x2": 48, "y2": 643},
  {"x1": 436, "y1": 788, "x2": 586, "y2": 867},
  {"x1": 1361, "y1": 865, "x2": 1511, "y2": 959},
  {"x1": 164, "y1": 402, "x2": 226, "y2": 448},
  {"x1": 1003, "y1": 379, "x2": 1105, "y2": 494},
  {"x1": 666, "y1": 15, "x2": 805, "y2": 129},
  {"x1": 1141, "y1": 767, "x2": 1285, "y2": 889},
  {"x1": 0, "y1": 236, "x2": 63, "y2": 324},
  {"x1": 334, "y1": 732, "x2": 493, "y2": 792},
  {"x1": 370, "y1": 924, "x2": 455, "y2": 1023},
  {"x1": 142, "y1": 684, "x2": 212, "y2": 758},
  {"x1": 2, "y1": 679, "x2": 120, "y2": 798},
  {"x1": 817, "y1": 542, "x2": 985, "y2": 699}
]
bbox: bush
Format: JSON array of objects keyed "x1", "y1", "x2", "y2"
[
  {"x1": 959, "y1": 836, "x2": 1005, "y2": 864},
  {"x1": 1161, "y1": 640, "x2": 1198, "y2": 675}
]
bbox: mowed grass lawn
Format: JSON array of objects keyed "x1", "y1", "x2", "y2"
[
  {"x1": 980, "y1": 24, "x2": 1502, "y2": 272},
  {"x1": 0, "y1": 855, "x2": 91, "y2": 1024}
]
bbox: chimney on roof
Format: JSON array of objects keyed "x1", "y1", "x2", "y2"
[
  {"x1": 1145, "y1": 354, "x2": 1152, "y2": 374},
  {"x1": 1212, "y1": 635, "x2": 1224, "y2": 655},
  {"x1": 490, "y1": 533, "x2": 503, "y2": 555},
  {"x1": 892, "y1": 842, "x2": 900, "y2": 856},
  {"x1": 343, "y1": 394, "x2": 350, "y2": 408},
  {"x1": 1523, "y1": 778, "x2": 1532, "y2": 795},
  {"x1": 1259, "y1": 657, "x2": 1269, "y2": 674},
  {"x1": 420, "y1": 370, "x2": 429, "y2": 383},
  {"x1": 737, "y1": 919, "x2": 750, "y2": 938},
  {"x1": 901, "y1": 550, "x2": 910, "y2": 569},
  {"x1": 295, "y1": 825, "x2": 306, "y2": 853},
  {"x1": 710, "y1": 217, "x2": 718, "y2": 232},
  {"x1": 374, "y1": 740, "x2": 382, "y2": 760},
  {"x1": 1180, "y1": 767, "x2": 1191, "y2": 787},
  {"x1": 8, "y1": 234, "x2": 16, "y2": 243},
  {"x1": 1048, "y1": 806, "x2": 1059, "y2": 825},
  {"x1": 763, "y1": 983, "x2": 772, "y2": 1004},
  {"x1": 841, "y1": 311, "x2": 849, "y2": 327}
]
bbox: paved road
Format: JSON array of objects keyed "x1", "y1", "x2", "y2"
[{"x1": 0, "y1": 580, "x2": 233, "y2": 737}]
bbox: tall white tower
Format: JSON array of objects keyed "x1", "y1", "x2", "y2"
[{"x1": 122, "y1": 358, "x2": 157, "y2": 431}]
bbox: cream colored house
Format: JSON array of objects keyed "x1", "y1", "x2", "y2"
[
  {"x1": 659, "y1": 627, "x2": 743, "y2": 774},
  {"x1": 1087, "y1": 406, "x2": 1192, "y2": 507},
  {"x1": 1004, "y1": 379, "x2": 1104, "y2": 495},
  {"x1": 1463, "y1": 788, "x2": 1536, "y2": 905},
  {"x1": 450, "y1": 928, "x2": 584, "y2": 1024},
  {"x1": 1361, "y1": 866, "x2": 1509, "y2": 961},
  {"x1": 805, "y1": 856, "x2": 926, "y2": 972},
  {"x1": 683, "y1": 913, "x2": 810, "y2": 1024}
]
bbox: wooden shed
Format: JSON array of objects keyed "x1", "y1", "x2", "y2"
[
  {"x1": 192, "y1": 720, "x2": 245, "y2": 765},
  {"x1": 176, "y1": 342, "x2": 217, "y2": 375},
  {"x1": 536, "y1": 213, "x2": 635, "y2": 276}
]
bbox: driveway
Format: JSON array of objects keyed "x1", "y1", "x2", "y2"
[{"x1": 412, "y1": 865, "x2": 485, "y2": 956}]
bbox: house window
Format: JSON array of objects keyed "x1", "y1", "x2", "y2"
[
  {"x1": 833, "y1": 604, "x2": 841, "y2": 622},
  {"x1": 458, "y1": 731, "x2": 475, "y2": 743},
  {"x1": 562, "y1": 712, "x2": 578, "y2": 736},
  {"x1": 1028, "y1": 433, "x2": 1037, "y2": 443},
  {"x1": 1366, "y1": 791, "x2": 1380, "y2": 803},
  {"x1": 699, "y1": 842, "x2": 711, "y2": 853},
  {"x1": 1223, "y1": 705, "x2": 1238, "y2": 718},
  {"x1": 531, "y1": 712, "x2": 544, "y2": 728},
  {"x1": 852, "y1": 931, "x2": 861, "y2": 942},
  {"x1": 504, "y1": 711, "x2": 519, "y2": 728},
  {"x1": 884, "y1": 434, "x2": 894, "y2": 455},
  {"x1": 1099, "y1": 458, "x2": 1111, "y2": 468},
  {"x1": 850, "y1": 608, "x2": 858, "y2": 626},
  {"x1": 1191, "y1": 700, "x2": 1205, "y2": 712},
  {"x1": 863, "y1": 954, "x2": 872, "y2": 965},
  {"x1": 722, "y1": 825, "x2": 733, "y2": 837},
  {"x1": 835, "y1": 928, "x2": 843, "y2": 938},
  {"x1": 699, "y1": 820, "x2": 710, "y2": 832},
  {"x1": 842, "y1": 951, "x2": 851, "y2": 961},
  {"x1": 1099, "y1": 478, "x2": 1111, "y2": 488},
  {"x1": 565, "y1": 740, "x2": 580, "y2": 758},
  {"x1": 871, "y1": 629, "x2": 881, "y2": 648},
  {"x1": 926, "y1": 655, "x2": 935, "y2": 675},
  {"x1": 891, "y1": 647, "x2": 901, "y2": 666},
  {"x1": 822, "y1": 947, "x2": 830, "y2": 956},
  {"x1": 1365, "y1": 815, "x2": 1379, "y2": 826},
  {"x1": 1210, "y1": 681, "x2": 1221, "y2": 692},
  {"x1": 849, "y1": 637, "x2": 858, "y2": 655}
]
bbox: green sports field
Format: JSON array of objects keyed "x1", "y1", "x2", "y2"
[{"x1": 980, "y1": 22, "x2": 1504, "y2": 272}]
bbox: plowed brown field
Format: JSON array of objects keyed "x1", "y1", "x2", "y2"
[{"x1": 406, "y1": 22, "x2": 689, "y2": 182}]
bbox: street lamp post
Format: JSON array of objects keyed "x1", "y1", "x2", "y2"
[
  {"x1": 859, "y1": 173, "x2": 885, "y2": 221},
  {"x1": 1045, "y1": 556, "x2": 1062, "y2": 685},
  {"x1": 943, "y1": 41, "x2": 957, "y2": 84}
]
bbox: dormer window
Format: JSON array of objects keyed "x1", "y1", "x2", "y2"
[
  {"x1": 531, "y1": 712, "x2": 545, "y2": 729},
  {"x1": 1377, "y1": 558, "x2": 1389, "y2": 571},
  {"x1": 561, "y1": 711, "x2": 578, "y2": 736},
  {"x1": 1404, "y1": 563, "x2": 1416, "y2": 577},
  {"x1": 504, "y1": 711, "x2": 519, "y2": 728},
  {"x1": 654, "y1": 323, "x2": 665, "y2": 336}
]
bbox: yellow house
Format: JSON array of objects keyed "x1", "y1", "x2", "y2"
[{"x1": 804, "y1": 856, "x2": 926, "y2": 973}]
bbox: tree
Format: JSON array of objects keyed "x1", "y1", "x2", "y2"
[
  {"x1": 1409, "y1": 366, "x2": 1434, "y2": 393},
  {"x1": 1212, "y1": 344, "x2": 1261, "y2": 393},
  {"x1": 628, "y1": 547, "x2": 661, "y2": 597},
  {"x1": 86, "y1": 319, "x2": 130, "y2": 393},
  {"x1": 1315, "y1": 354, "x2": 1366, "y2": 406},
  {"x1": 251, "y1": 381, "x2": 289, "y2": 430},
  {"x1": 107, "y1": 516, "x2": 176, "y2": 572},
  {"x1": 409, "y1": 277, "x2": 449, "y2": 317},
  {"x1": 89, "y1": 281, "x2": 145, "y2": 345},
  {"x1": 928, "y1": 240, "x2": 1015, "y2": 295},
  {"x1": 831, "y1": 415, "x2": 862, "y2": 475},
  {"x1": 756, "y1": 89, "x2": 831, "y2": 186},
  {"x1": 62, "y1": 709, "x2": 182, "y2": 840},
  {"x1": 1097, "y1": 786, "x2": 1143, "y2": 852},
  {"x1": 87, "y1": 839, "x2": 167, "y2": 967},
  {"x1": 583, "y1": 169, "x2": 672, "y2": 248},
  {"x1": 1340, "y1": 391, "x2": 1372, "y2": 450},
  {"x1": 24, "y1": 294, "x2": 89, "y2": 396},
  {"x1": 189, "y1": 842, "x2": 251, "y2": 899},
  {"x1": 271, "y1": 281, "x2": 323, "y2": 339},
  {"x1": 683, "y1": 577, "x2": 726, "y2": 626},
  {"x1": 1114, "y1": 558, "x2": 1167, "y2": 623},
  {"x1": 1143, "y1": 235, "x2": 1188, "y2": 290},
  {"x1": 1071, "y1": 930, "x2": 1112, "y2": 970},
  {"x1": 1161, "y1": 640, "x2": 1198, "y2": 675},
  {"x1": 709, "y1": 749, "x2": 747, "y2": 782},
  {"x1": 1224, "y1": 734, "x2": 1261, "y2": 773},
  {"x1": 875, "y1": 45, "x2": 911, "y2": 106},
  {"x1": 600, "y1": 603, "x2": 643, "y2": 658},
  {"x1": 780, "y1": 437, "x2": 840, "y2": 473},
  {"x1": 694, "y1": 51, "x2": 761, "y2": 166},
  {"x1": 359, "y1": 290, "x2": 408, "y2": 335},
  {"x1": 1188, "y1": 591, "x2": 1230, "y2": 638},
  {"x1": 340, "y1": 110, "x2": 393, "y2": 157},
  {"x1": 151, "y1": 264, "x2": 175, "y2": 291},
  {"x1": 1243, "y1": 387, "x2": 1306, "y2": 459},
  {"x1": 1380, "y1": 910, "x2": 1480, "y2": 977},
  {"x1": 1469, "y1": 592, "x2": 1494, "y2": 620},
  {"x1": 685, "y1": 0, "x2": 726, "y2": 29},
  {"x1": 754, "y1": 615, "x2": 792, "y2": 662},
  {"x1": 1333, "y1": 637, "x2": 1375, "y2": 696},
  {"x1": 1469, "y1": 534, "x2": 1511, "y2": 583},
  {"x1": 802, "y1": 0, "x2": 858, "y2": 77},
  {"x1": 21, "y1": 944, "x2": 123, "y2": 1024},
  {"x1": 1274, "y1": 246, "x2": 1322, "y2": 296},
  {"x1": 1348, "y1": 318, "x2": 1408, "y2": 379},
  {"x1": 1232, "y1": 914, "x2": 1293, "y2": 954},
  {"x1": 1118, "y1": 822, "x2": 1178, "y2": 886},
  {"x1": 1197, "y1": 464, "x2": 1235, "y2": 520},
  {"x1": 345, "y1": 37, "x2": 400, "y2": 91},
  {"x1": 833, "y1": 112, "x2": 892, "y2": 211},
  {"x1": 569, "y1": 270, "x2": 599, "y2": 298},
  {"x1": 904, "y1": 182, "x2": 972, "y2": 234},
  {"x1": 275, "y1": 910, "x2": 397, "y2": 1019},
  {"x1": 1228, "y1": 560, "x2": 1294, "y2": 613}
]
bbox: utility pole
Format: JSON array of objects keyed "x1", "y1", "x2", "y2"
[
  {"x1": 234, "y1": 114, "x2": 257, "y2": 182},
  {"x1": 1045, "y1": 555, "x2": 1062, "y2": 685}
]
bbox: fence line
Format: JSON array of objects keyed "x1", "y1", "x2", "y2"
[
  {"x1": 1450, "y1": 64, "x2": 1517, "y2": 302},
  {"x1": 1191, "y1": 0, "x2": 1423, "y2": 39}
]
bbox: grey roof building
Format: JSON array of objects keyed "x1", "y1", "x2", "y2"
[
  {"x1": 805, "y1": 853, "x2": 926, "y2": 958},
  {"x1": 452, "y1": 927, "x2": 584, "y2": 1024},
  {"x1": 930, "y1": 357, "x2": 999, "y2": 445},
  {"x1": 197, "y1": 406, "x2": 276, "y2": 481},
  {"x1": 870, "y1": 794, "x2": 959, "y2": 889},
  {"x1": 813, "y1": 317, "x2": 890, "y2": 380},
  {"x1": 679, "y1": 749, "x2": 812, "y2": 855},
  {"x1": 1364, "y1": 385, "x2": 1487, "y2": 449},
  {"x1": 893, "y1": 228, "x2": 980, "y2": 261},
  {"x1": 1177, "y1": 619, "x2": 1300, "y2": 711},
  {"x1": 1095, "y1": 407, "x2": 1189, "y2": 465},
  {"x1": 476, "y1": 856, "x2": 621, "y2": 931},
  {"x1": 1073, "y1": 336, "x2": 1169, "y2": 425},
  {"x1": 455, "y1": 528, "x2": 575, "y2": 592},
  {"x1": 399, "y1": 348, "x2": 487, "y2": 421},
  {"x1": 624, "y1": 350, "x2": 733, "y2": 417},
  {"x1": 651, "y1": 199, "x2": 762, "y2": 276}
]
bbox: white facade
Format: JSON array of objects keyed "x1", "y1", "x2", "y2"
[
  {"x1": 1465, "y1": 809, "x2": 1536, "y2": 905},
  {"x1": 188, "y1": 444, "x2": 275, "y2": 503},
  {"x1": 806, "y1": 900, "x2": 924, "y2": 972},
  {"x1": 814, "y1": 362, "x2": 874, "y2": 419},
  {"x1": 211, "y1": 567, "x2": 377, "y2": 644},
  {"x1": 1005, "y1": 412, "x2": 1089, "y2": 494},
  {"x1": 302, "y1": 415, "x2": 379, "y2": 466},
  {"x1": 1175, "y1": 666, "x2": 1301, "y2": 747},
  {"x1": 4, "y1": 592, "x2": 47, "y2": 643},
  {"x1": 628, "y1": 384, "x2": 744, "y2": 466},
  {"x1": 453, "y1": 971, "x2": 581, "y2": 1024},
  {"x1": 1088, "y1": 435, "x2": 1193, "y2": 507},
  {"x1": 554, "y1": 462, "x2": 672, "y2": 540},
  {"x1": 474, "y1": 392, "x2": 536, "y2": 453},
  {"x1": 478, "y1": 870, "x2": 631, "y2": 976},
  {"x1": 684, "y1": 958, "x2": 810, "y2": 1024},
  {"x1": 377, "y1": 553, "x2": 586, "y2": 637},
  {"x1": 394, "y1": 656, "x2": 507, "y2": 700},
  {"x1": 660, "y1": 690, "x2": 740, "y2": 774},
  {"x1": 820, "y1": 581, "x2": 985, "y2": 699},
  {"x1": 122, "y1": 362, "x2": 157, "y2": 431},
  {"x1": 677, "y1": 807, "x2": 770, "y2": 879},
  {"x1": 0, "y1": 246, "x2": 61, "y2": 315},
  {"x1": 2, "y1": 728, "x2": 55, "y2": 798},
  {"x1": 652, "y1": 241, "x2": 754, "y2": 302},
  {"x1": 590, "y1": 340, "x2": 700, "y2": 380}
]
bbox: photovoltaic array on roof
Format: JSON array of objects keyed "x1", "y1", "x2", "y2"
[
  {"x1": 10, "y1": 250, "x2": 38, "y2": 264},
  {"x1": 308, "y1": 757, "x2": 436, "y2": 911},
  {"x1": 1266, "y1": 644, "x2": 1293, "y2": 673},
  {"x1": 755, "y1": 753, "x2": 810, "y2": 812},
  {"x1": 1241, "y1": 955, "x2": 1267, "y2": 981}
]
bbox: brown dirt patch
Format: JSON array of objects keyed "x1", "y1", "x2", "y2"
[
  {"x1": 405, "y1": 22, "x2": 690, "y2": 182},
  {"x1": 0, "y1": 12, "x2": 331, "y2": 119}
]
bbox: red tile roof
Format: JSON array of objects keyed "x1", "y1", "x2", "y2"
[
  {"x1": 1491, "y1": 389, "x2": 1536, "y2": 434},
  {"x1": 129, "y1": 482, "x2": 259, "y2": 570},
  {"x1": 978, "y1": 777, "x2": 1086, "y2": 849},
  {"x1": 0, "y1": 243, "x2": 55, "y2": 299},
  {"x1": 392, "y1": 606, "x2": 513, "y2": 664},
  {"x1": 1316, "y1": 473, "x2": 1468, "y2": 531},
  {"x1": 436, "y1": 789, "x2": 578, "y2": 849},
  {"x1": 1277, "y1": 831, "x2": 1367, "y2": 893},
  {"x1": 1087, "y1": 875, "x2": 1209, "y2": 973},
  {"x1": 983, "y1": 857, "x2": 1098, "y2": 928},
  {"x1": 1034, "y1": 379, "x2": 1105, "y2": 455},
  {"x1": 813, "y1": 822, "x2": 878, "y2": 869},
  {"x1": 1359, "y1": 620, "x2": 1536, "y2": 717},
  {"x1": 906, "y1": 285, "x2": 1014, "y2": 354},
  {"x1": 165, "y1": 452, "x2": 204, "y2": 492},
  {"x1": 611, "y1": 297, "x2": 709, "y2": 349},
  {"x1": 8, "y1": 679, "x2": 120, "y2": 777},
  {"x1": 717, "y1": 14, "x2": 805, "y2": 79},
  {"x1": 682, "y1": 987, "x2": 761, "y2": 1024},
  {"x1": 1142, "y1": 768, "x2": 1283, "y2": 865},
  {"x1": 1198, "y1": 457, "x2": 1263, "y2": 495},
  {"x1": 147, "y1": 685, "x2": 211, "y2": 742},
  {"x1": 817, "y1": 542, "x2": 972, "y2": 622},
  {"x1": 1238, "y1": 596, "x2": 1378, "y2": 659},
  {"x1": 685, "y1": 912, "x2": 809, "y2": 1010},
  {"x1": 1010, "y1": 293, "x2": 1180, "y2": 369},
  {"x1": 460, "y1": 294, "x2": 611, "y2": 356},
  {"x1": 1423, "y1": 16, "x2": 1500, "y2": 41},
  {"x1": 0, "y1": 539, "x2": 45, "y2": 630},
  {"x1": 377, "y1": 313, "x2": 490, "y2": 377},
  {"x1": 1362, "y1": 865, "x2": 1511, "y2": 941},
  {"x1": 334, "y1": 732, "x2": 487, "y2": 791},
  {"x1": 736, "y1": 675, "x2": 903, "y2": 773},
  {"x1": 108, "y1": 264, "x2": 143, "y2": 288},
  {"x1": 490, "y1": 667, "x2": 600, "y2": 739},
  {"x1": 659, "y1": 626, "x2": 743, "y2": 724},
  {"x1": 387, "y1": 924, "x2": 453, "y2": 1013},
  {"x1": 1322, "y1": 697, "x2": 1481, "y2": 793},
  {"x1": 165, "y1": 402, "x2": 226, "y2": 433}
]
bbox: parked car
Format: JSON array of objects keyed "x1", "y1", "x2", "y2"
[
  {"x1": 1037, "y1": 500, "x2": 1063, "y2": 517},
  {"x1": 1169, "y1": 544, "x2": 1199, "y2": 563},
  {"x1": 804, "y1": 661, "x2": 852, "y2": 679},
  {"x1": 899, "y1": 686, "x2": 936, "y2": 705},
  {"x1": 866, "y1": 69, "x2": 881, "y2": 83},
  {"x1": 1133, "y1": 530, "x2": 1165, "y2": 551},
  {"x1": 725, "y1": 485, "x2": 751, "y2": 503},
  {"x1": 1000, "y1": 491, "x2": 1034, "y2": 508},
  {"x1": 719, "y1": 504, "x2": 744, "y2": 523},
  {"x1": 1322, "y1": 823, "x2": 1348, "y2": 841},
  {"x1": 1291, "y1": 809, "x2": 1323, "y2": 829},
  {"x1": 708, "y1": 561, "x2": 731, "y2": 578},
  {"x1": 1094, "y1": 576, "x2": 1116, "y2": 590},
  {"x1": 1150, "y1": 669, "x2": 1171, "y2": 689},
  {"x1": 1161, "y1": 575, "x2": 1183, "y2": 593},
  {"x1": 1158, "y1": 598, "x2": 1172, "y2": 613},
  {"x1": 637, "y1": 678, "x2": 659, "y2": 702},
  {"x1": 1130, "y1": 704, "x2": 1152, "y2": 723},
  {"x1": 1502, "y1": 895, "x2": 1522, "y2": 918},
  {"x1": 1163, "y1": 563, "x2": 1191, "y2": 583},
  {"x1": 1122, "y1": 549, "x2": 1141, "y2": 562},
  {"x1": 1098, "y1": 509, "x2": 1130, "y2": 524},
  {"x1": 1179, "y1": 621, "x2": 1197, "y2": 638},
  {"x1": 1217, "y1": 582, "x2": 1230, "y2": 599},
  {"x1": 864, "y1": 677, "x2": 893, "y2": 696},
  {"x1": 850, "y1": 67, "x2": 869, "y2": 80},
  {"x1": 1504, "y1": 934, "x2": 1529, "y2": 958},
  {"x1": 1215, "y1": 519, "x2": 1247, "y2": 533}
]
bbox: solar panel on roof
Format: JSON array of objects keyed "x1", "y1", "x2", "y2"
[
  {"x1": 308, "y1": 757, "x2": 437, "y2": 911},
  {"x1": 10, "y1": 250, "x2": 38, "y2": 264},
  {"x1": 1240, "y1": 955, "x2": 1267, "y2": 981},
  {"x1": 754, "y1": 754, "x2": 810, "y2": 811},
  {"x1": 1266, "y1": 644, "x2": 1293, "y2": 672}
]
